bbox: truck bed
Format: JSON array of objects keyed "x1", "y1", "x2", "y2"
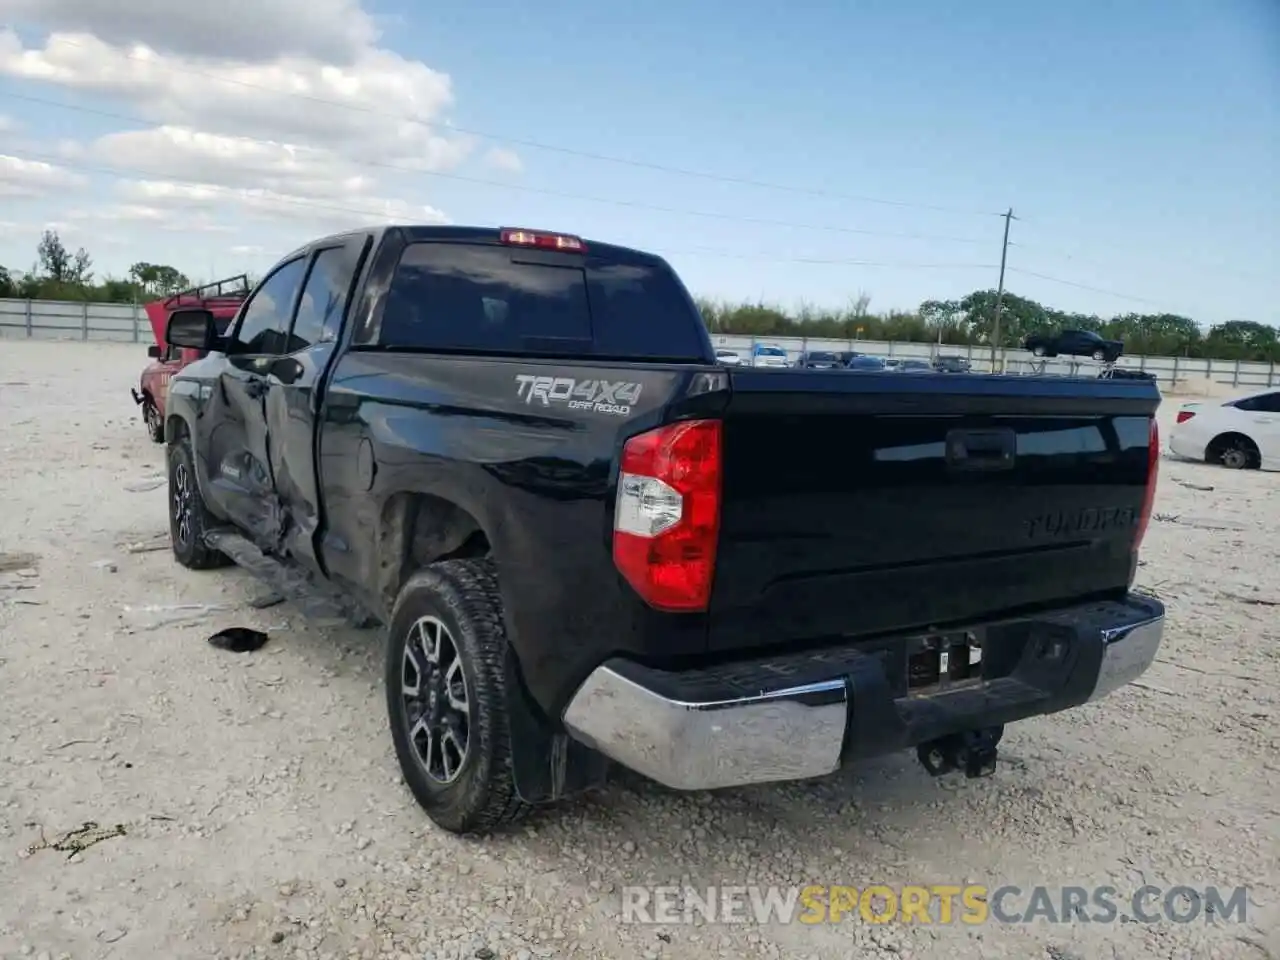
[{"x1": 708, "y1": 369, "x2": 1159, "y2": 653}]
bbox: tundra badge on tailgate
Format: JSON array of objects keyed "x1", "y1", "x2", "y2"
[{"x1": 514, "y1": 375, "x2": 642, "y2": 416}]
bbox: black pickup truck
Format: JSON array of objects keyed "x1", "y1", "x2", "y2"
[{"x1": 162, "y1": 225, "x2": 1165, "y2": 835}]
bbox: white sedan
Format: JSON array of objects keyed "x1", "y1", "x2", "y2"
[{"x1": 1168, "y1": 387, "x2": 1280, "y2": 471}]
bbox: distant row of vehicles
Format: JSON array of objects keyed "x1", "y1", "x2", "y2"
[
  {"x1": 714, "y1": 345, "x2": 973, "y2": 373},
  {"x1": 712, "y1": 328, "x2": 1125, "y2": 373}
]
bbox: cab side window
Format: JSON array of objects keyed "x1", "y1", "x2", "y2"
[
  {"x1": 289, "y1": 247, "x2": 352, "y2": 351},
  {"x1": 230, "y1": 258, "x2": 307, "y2": 355}
]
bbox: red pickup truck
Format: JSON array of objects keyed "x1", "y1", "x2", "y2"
[{"x1": 131, "y1": 276, "x2": 249, "y2": 442}]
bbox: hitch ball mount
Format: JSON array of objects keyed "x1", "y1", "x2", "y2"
[{"x1": 917, "y1": 726, "x2": 1004, "y2": 779}]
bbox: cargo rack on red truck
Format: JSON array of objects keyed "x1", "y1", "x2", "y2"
[{"x1": 142, "y1": 274, "x2": 251, "y2": 350}]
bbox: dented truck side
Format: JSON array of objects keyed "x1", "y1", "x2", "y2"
[{"x1": 162, "y1": 225, "x2": 1165, "y2": 834}]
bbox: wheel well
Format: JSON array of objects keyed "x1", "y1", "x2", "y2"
[
  {"x1": 377, "y1": 493, "x2": 491, "y2": 612},
  {"x1": 1206, "y1": 431, "x2": 1259, "y2": 460}
]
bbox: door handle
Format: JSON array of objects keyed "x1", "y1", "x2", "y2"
[{"x1": 945, "y1": 428, "x2": 1016, "y2": 471}]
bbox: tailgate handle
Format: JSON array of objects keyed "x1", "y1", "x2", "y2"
[{"x1": 946, "y1": 428, "x2": 1015, "y2": 471}]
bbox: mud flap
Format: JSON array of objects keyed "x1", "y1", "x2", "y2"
[{"x1": 504, "y1": 647, "x2": 610, "y2": 804}]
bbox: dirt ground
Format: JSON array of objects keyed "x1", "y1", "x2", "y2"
[{"x1": 1, "y1": 340, "x2": 1276, "y2": 960}]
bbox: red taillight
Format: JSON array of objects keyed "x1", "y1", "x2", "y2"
[
  {"x1": 1175, "y1": 409, "x2": 1196, "y2": 424},
  {"x1": 612, "y1": 419, "x2": 722, "y2": 612},
  {"x1": 1133, "y1": 418, "x2": 1159, "y2": 555},
  {"x1": 499, "y1": 227, "x2": 586, "y2": 253}
]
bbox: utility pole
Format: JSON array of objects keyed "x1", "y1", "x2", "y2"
[{"x1": 990, "y1": 207, "x2": 1015, "y2": 373}]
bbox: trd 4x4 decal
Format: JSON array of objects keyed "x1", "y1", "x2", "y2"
[{"x1": 514, "y1": 375, "x2": 642, "y2": 416}]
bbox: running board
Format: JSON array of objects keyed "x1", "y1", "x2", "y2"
[{"x1": 203, "y1": 529, "x2": 378, "y2": 629}]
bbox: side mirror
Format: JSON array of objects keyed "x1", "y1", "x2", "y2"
[
  {"x1": 147, "y1": 345, "x2": 162, "y2": 359},
  {"x1": 166, "y1": 308, "x2": 218, "y2": 352}
]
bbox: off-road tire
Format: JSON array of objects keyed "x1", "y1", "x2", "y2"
[
  {"x1": 167, "y1": 438, "x2": 230, "y2": 569},
  {"x1": 144, "y1": 400, "x2": 165, "y2": 443},
  {"x1": 386, "y1": 558, "x2": 531, "y2": 834}
]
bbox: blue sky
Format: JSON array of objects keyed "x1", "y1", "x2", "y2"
[{"x1": 1, "y1": 0, "x2": 1276, "y2": 325}]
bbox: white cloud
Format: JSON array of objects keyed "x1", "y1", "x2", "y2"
[
  {"x1": 0, "y1": 114, "x2": 14, "y2": 132},
  {"x1": 0, "y1": 0, "x2": 378, "y2": 64},
  {"x1": 0, "y1": 154, "x2": 86, "y2": 197},
  {"x1": 0, "y1": 3, "x2": 521, "y2": 247},
  {"x1": 484, "y1": 147, "x2": 524, "y2": 174},
  {"x1": 113, "y1": 179, "x2": 449, "y2": 233},
  {"x1": 0, "y1": 31, "x2": 461, "y2": 165}
]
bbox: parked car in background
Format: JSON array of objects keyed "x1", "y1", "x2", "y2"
[
  {"x1": 933, "y1": 355, "x2": 972, "y2": 373},
  {"x1": 837, "y1": 351, "x2": 862, "y2": 365},
  {"x1": 795, "y1": 350, "x2": 843, "y2": 369},
  {"x1": 897, "y1": 359, "x2": 933, "y2": 373},
  {"x1": 130, "y1": 275, "x2": 249, "y2": 442},
  {"x1": 846, "y1": 355, "x2": 887, "y2": 372},
  {"x1": 714, "y1": 349, "x2": 742, "y2": 366},
  {"x1": 1168, "y1": 388, "x2": 1280, "y2": 470},
  {"x1": 1023, "y1": 329, "x2": 1124, "y2": 363},
  {"x1": 751, "y1": 344, "x2": 790, "y2": 368}
]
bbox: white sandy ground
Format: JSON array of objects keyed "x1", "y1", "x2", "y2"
[{"x1": 0, "y1": 340, "x2": 1276, "y2": 960}]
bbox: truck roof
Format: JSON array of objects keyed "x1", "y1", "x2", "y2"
[{"x1": 284, "y1": 225, "x2": 669, "y2": 268}]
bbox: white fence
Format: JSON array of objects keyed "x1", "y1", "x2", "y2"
[
  {"x1": 0, "y1": 297, "x2": 150, "y2": 343},
  {"x1": 1, "y1": 296, "x2": 1276, "y2": 391}
]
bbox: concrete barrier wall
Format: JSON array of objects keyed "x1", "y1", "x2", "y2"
[{"x1": 2, "y1": 297, "x2": 1276, "y2": 391}]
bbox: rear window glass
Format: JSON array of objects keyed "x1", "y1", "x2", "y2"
[
  {"x1": 585, "y1": 261, "x2": 707, "y2": 359},
  {"x1": 377, "y1": 241, "x2": 707, "y2": 359},
  {"x1": 380, "y1": 243, "x2": 592, "y2": 352}
]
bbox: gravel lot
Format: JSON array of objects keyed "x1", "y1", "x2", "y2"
[{"x1": 1, "y1": 341, "x2": 1276, "y2": 960}]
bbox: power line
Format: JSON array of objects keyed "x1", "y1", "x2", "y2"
[
  {"x1": 1005, "y1": 267, "x2": 1174, "y2": 309},
  {"x1": 656, "y1": 247, "x2": 997, "y2": 270},
  {"x1": 0, "y1": 108, "x2": 992, "y2": 247},
  {"x1": 0, "y1": 148, "x2": 996, "y2": 272},
  {"x1": 31, "y1": 34, "x2": 1001, "y2": 219},
  {"x1": 1010, "y1": 240, "x2": 1271, "y2": 288}
]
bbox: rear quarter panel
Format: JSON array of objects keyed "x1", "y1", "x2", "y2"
[{"x1": 317, "y1": 351, "x2": 725, "y2": 714}]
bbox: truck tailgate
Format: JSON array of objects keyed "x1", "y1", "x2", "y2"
[{"x1": 709, "y1": 369, "x2": 1159, "y2": 652}]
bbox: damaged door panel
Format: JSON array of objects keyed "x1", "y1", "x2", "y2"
[
  {"x1": 201, "y1": 256, "x2": 308, "y2": 543},
  {"x1": 263, "y1": 238, "x2": 368, "y2": 576}
]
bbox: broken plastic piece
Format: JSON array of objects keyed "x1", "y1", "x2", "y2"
[{"x1": 207, "y1": 628, "x2": 269, "y2": 653}]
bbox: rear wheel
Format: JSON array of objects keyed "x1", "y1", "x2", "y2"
[
  {"x1": 168, "y1": 438, "x2": 230, "y2": 569},
  {"x1": 1207, "y1": 433, "x2": 1259, "y2": 470},
  {"x1": 143, "y1": 400, "x2": 164, "y2": 443},
  {"x1": 1031, "y1": 345, "x2": 1047, "y2": 357},
  {"x1": 386, "y1": 558, "x2": 531, "y2": 834},
  {"x1": 1091, "y1": 349, "x2": 1107, "y2": 362}
]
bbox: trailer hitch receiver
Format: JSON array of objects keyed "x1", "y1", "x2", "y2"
[{"x1": 917, "y1": 726, "x2": 1003, "y2": 779}]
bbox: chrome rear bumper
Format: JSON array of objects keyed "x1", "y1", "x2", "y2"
[{"x1": 561, "y1": 593, "x2": 1164, "y2": 791}]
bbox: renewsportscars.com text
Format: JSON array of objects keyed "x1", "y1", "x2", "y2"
[{"x1": 621, "y1": 884, "x2": 1249, "y2": 925}]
